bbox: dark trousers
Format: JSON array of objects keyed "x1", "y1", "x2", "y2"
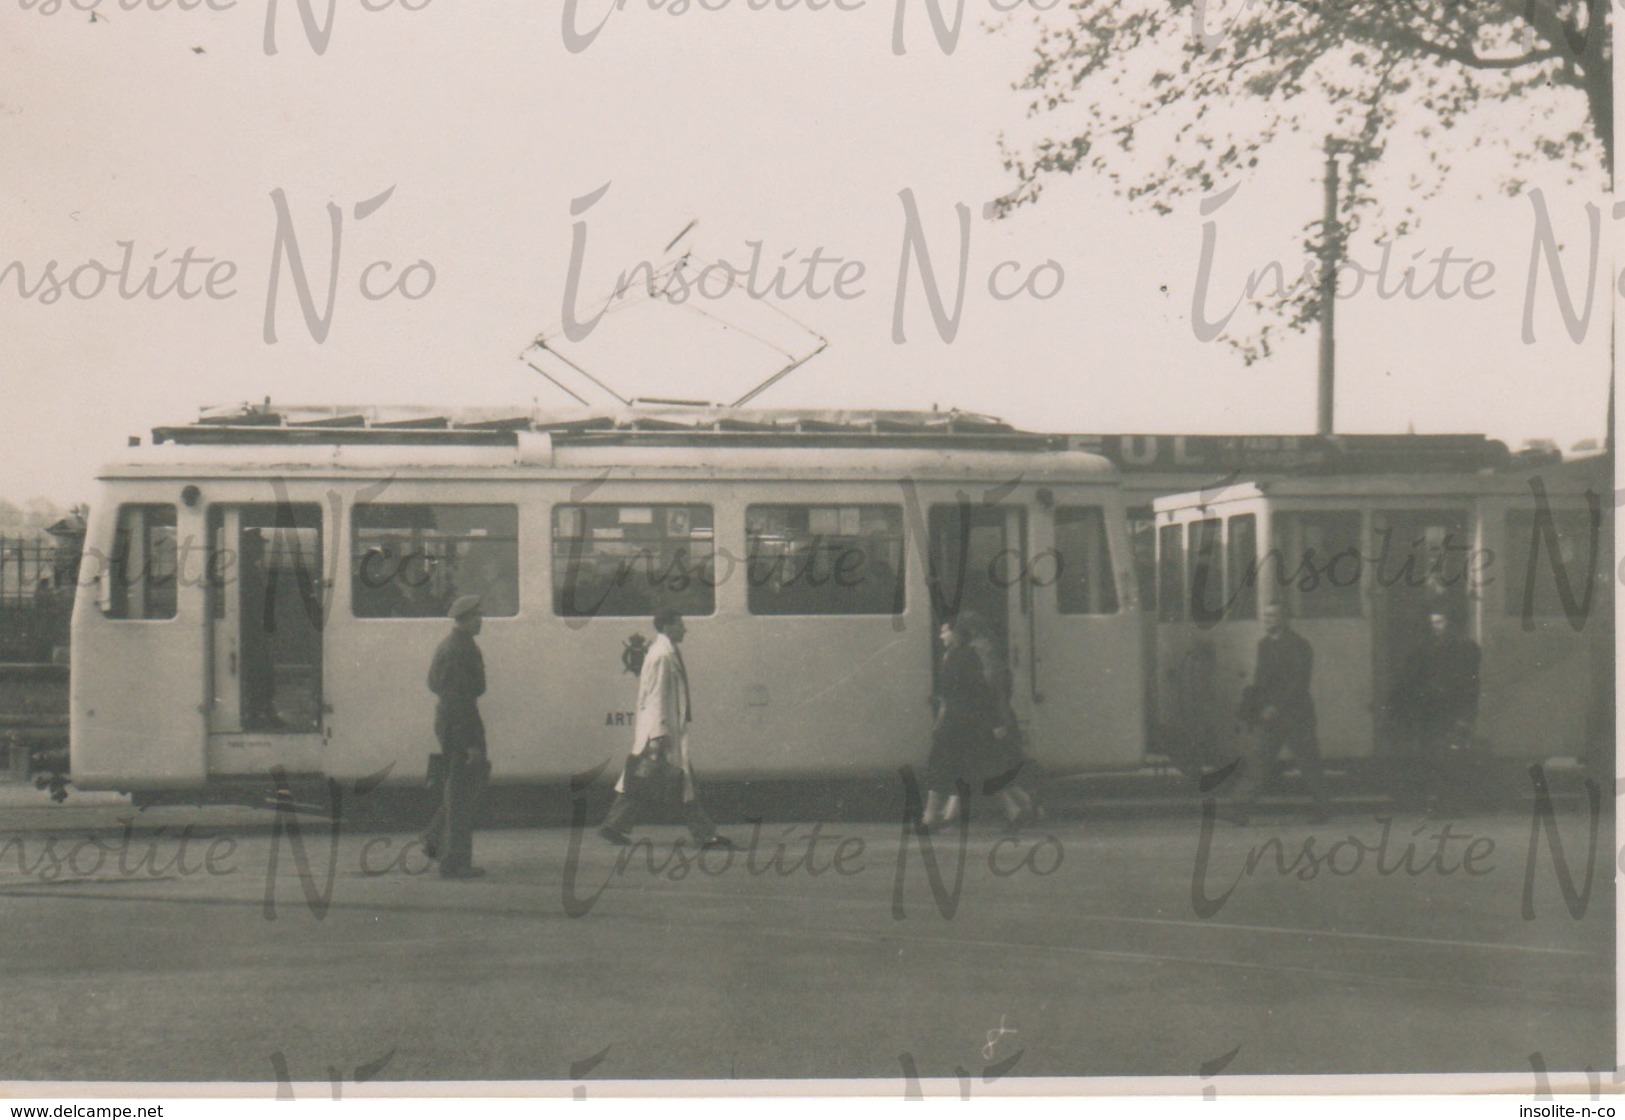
[
  {"x1": 602, "y1": 785, "x2": 716, "y2": 842},
  {"x1": 1228, "y1": 715, "x2": 1329, "y2": 812},
  {"x1": 425, "y1": 751, "x2": 487, "y2": 874}
]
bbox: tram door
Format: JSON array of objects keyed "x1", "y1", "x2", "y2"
[
  {"x1": 206, "y1": 504, "x2": 326, "y2": 776},
  {"x1": 927, "y1": 504, "x2": 1032, "y2": 735},
  {"x1": 1369, "y1": 508, "x2": 1472, "y2": 748}
]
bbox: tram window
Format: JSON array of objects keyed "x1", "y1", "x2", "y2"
[
  {"x1": 747, "y1": 505, "x2": 904, "y2": 615},
  {"x1": 107, "y1": 504, "x2": 178, "y2": 620},
  {"x1": 354, "y1": 505, "x2": 519, "y2": 618},
  {"x1": 1055, "y1": 506, "x2": 1119, "y2": 614},
  {"x1": 1157, "y1": 523, "x2": 1184, "y2": 622},
  {"x1": 553, "y1": 504, "x2": 715, "y2": 619},
  {"x1": 1274, "y1": 511, "x2": 1363, "y2": 618},
  {"x1": 1128, "y1": 509, "x2": 1156, "y2": 614},
  {"x1": 1226, "y1": 514, "x2": 1259, "y2": 620},
  {"x1": 1188, "y1": 519, "x2": 1223, "y2": 624},
  {"x1": 1504, "y1": 508, "x2": 1600, "y2": 617}
]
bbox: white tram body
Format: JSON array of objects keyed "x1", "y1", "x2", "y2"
[
  {"x1": 1150, "y1": 455, "x2": 1612, "y2": 772},
  {"x1": 70, "y1": 405, "x2": 1145, "y2": 797}
]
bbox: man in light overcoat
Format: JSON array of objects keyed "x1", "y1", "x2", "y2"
[{"x1": 599, "y1": 608, "x2": 731, "y2": 848}]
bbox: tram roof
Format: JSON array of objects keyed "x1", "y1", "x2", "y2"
[
  {"x1": 1150, "y1": 453, "x2": 1610, "y2": 514},
  {"x1": 114, "y1": 401, "x2": 1120, "y2": 482},
  {"x1": 151, "y1": 401, "x2": 1059, "y2": 449}
]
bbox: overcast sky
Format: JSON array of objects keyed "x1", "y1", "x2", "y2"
[{"x1": 0, "y1": 0, "x2": 1611, "y2": 504}]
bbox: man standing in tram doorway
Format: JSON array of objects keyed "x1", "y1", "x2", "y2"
[
  {"x1": 423, "y1": 595, "x2": 491, "y2": 878},
  {"x1": 599, "y1": 608, "x2": 733, "y2": 849},
  {"x1": 1222, "y1": 601, "x2": 1332, "y2": 825},
  {"x1": 1392, "y1": 610, "x2": 1482, "y2": 816}
]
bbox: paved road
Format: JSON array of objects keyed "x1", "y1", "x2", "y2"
[{"x1": 0, "y1": 788, "x2": 1612, "y2": 1087}]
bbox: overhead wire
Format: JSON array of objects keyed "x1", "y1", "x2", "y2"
[{"x1": 524, "y1": 241, "x2": 830, "y2": 408}]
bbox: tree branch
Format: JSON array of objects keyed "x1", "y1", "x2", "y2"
[{"x1": 1377, "y1": 20, "x2": 1561, "y2": 71}]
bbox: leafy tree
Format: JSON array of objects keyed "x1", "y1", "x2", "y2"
[{"x1": 996, "y1": 0, "x2": 1611, "y2": 359}]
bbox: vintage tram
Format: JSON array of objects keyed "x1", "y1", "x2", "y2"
[
  {"x1": 1149, "y1": 452, "x2": 1612, "y2": 778},
  {"x1": 68, "y1": 403, "x2": 1145, "y2": 801}
]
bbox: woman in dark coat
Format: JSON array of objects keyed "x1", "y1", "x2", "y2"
[
  {"x1": 921, "y1": 616, "x2": 994, "y2": 829},
  {"x1": 965, "y1": 620, "x2": 1038, "y2": 834}
]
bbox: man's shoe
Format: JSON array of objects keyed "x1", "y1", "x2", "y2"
[
  {"x1": 598, "y1": 825, "x2": 632, "y2": 846},
  {"x1": 700, "y1": 835, "x2": 735, "y2": 851}
]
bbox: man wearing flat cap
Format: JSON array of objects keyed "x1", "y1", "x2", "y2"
[{"x1": 424, "y1": 594, "x2": 490, "y2": 878}]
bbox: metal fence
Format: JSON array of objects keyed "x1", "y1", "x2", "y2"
[
  {"x1": 0, "y1": 535, "x2": 60, "y2": 599},
  {"x1": 0, "y1": 535, "x2": 73, "y2": 662}
]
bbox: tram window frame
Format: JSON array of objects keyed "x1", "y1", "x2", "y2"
[
  {"x1": 553, "y1": 503, "x2": 716, "y2": 619},
  {"x1": 1226, "y1": 514, "x2": 1259, "y2": 620},
  {"x1": 1273, "y1": 510, "x2": 1364, "y2": 619},
  {"x1": 745, "y1": 504, "x2": 905, "y2": 616},
  {"x1": 105, "y1": 504, "x2": 179, "y2": 620},
  {"x1": 1157, "y1": 523, "x2": 1185, "y2": 622},
  {"x1": 1188, "y1": 518, "x2": 1224, "y2": 624},
  {"x1": 1504, "y1": 507, "x2": 1601, "y2": 618},
  {"x1": 1054, "y1": 506, "x2": 1120, "y2": 615},
  {"x1": 353, "y1": 504, "x2": 520, "y2": 619}
]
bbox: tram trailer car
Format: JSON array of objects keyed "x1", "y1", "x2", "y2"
[
  {"x1": 68, "y1": 406, "x2": 1145, "y2": 804},
  {"x1": 1150, "y1": 454, "x2": 1612, "y2": 782}
]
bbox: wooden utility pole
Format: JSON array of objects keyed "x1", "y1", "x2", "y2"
[{"x1": 1318, "y1": 138, "x2": 1352, "y2": 437}]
